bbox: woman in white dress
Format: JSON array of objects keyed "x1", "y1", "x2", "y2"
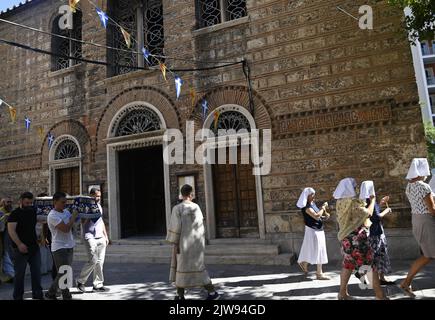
[
  {"x1": 402, "y1": 158, "x2": 435, "y2": 297},
  {"x1": 297, "y1": 187, "x2": 330, "y2": 280}
]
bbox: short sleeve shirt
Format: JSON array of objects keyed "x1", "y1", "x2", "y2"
[
  {"x1": 406, "y1": 181, "x2": 433, "y2": 215},
  {"x1": 7, "y1": 207, "x2": 38, "y2": 248},
  {"x1": 47, "y1": 209, "x2": 75, "y2": 252}
]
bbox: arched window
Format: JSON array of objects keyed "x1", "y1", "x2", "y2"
[
  {"x1": 210, "y1": 110, "x2": 251, "y2": 135},
  {"x1": 51, "y1": 11, "x2": 82, "y2": 71},
  {"x1": 196, "y1": 0, "x2": 247, "y2": 29},
  {"x1": 54, "y1": 139, "x2": 80, "y2": 160},
  {"x1": 108, "y1": 0, "x2": 164, "y2": 76},
  {"x1": 115, "y1": 105, "x2": 162, "y2": 137}
]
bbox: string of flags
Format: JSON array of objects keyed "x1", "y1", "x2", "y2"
[
  {"x1": 1, "y1": 97, "x2": 54, "y2": 148},
  {"x1": 0, "y1": 0, "x2": 229, "y2": 153}
]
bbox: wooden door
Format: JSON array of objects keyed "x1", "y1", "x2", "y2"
[
  {"x1": 213, "y1": 147, "x2": 258, "y2": 238},
  {"x1": 56, "y1": 167, "x2": 80, "y2": 195}
]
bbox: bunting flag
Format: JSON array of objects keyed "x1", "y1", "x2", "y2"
[
  {"x1": 142, "y1": 48, "x2": 150, "y2": 64},
  {"x1": 0, "y1": 98, "x2": 3, "y2": 106},
  {"x1": 24, "y1": 116, "x2": 31, "y2": 132},
  {"x1": 69, "y1": 0, "x2": 80, "y2": 13},
  {"x1": 213, "y1": 110, "x2": 220, "y2": 130},
  {"x1": 37, "y1": 127, "x2": 45, "y2": 140},
  {"x1": 96, "y1": 7, "x2": 109, "y2": 29},
  {"x1": 189, "y1": 87, "x2": 196, "y2": 108},
  {"x1": 201, "y1": 99, "x2": 209, "y2": 120},
  {"x1": 8, "y1": 106, "x2": 16, "y2": 123},
  {"x1": 174, "y1": 76, "x2": 182, "y2": 100},
  {"x1": 120, "y1": 27, "x2": 132, "y2": 48},
  {"x1": 159, "y1": 63, "x2": 167, "y2": 82},
  {"x1": 48, "y1": 132, "x2": 55, "y2": 149}
]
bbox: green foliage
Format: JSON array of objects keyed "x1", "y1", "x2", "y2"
[
  {"x1": 424, "y1": 121, "x2": 435, "y2": 168},
  {"x1": 388, "y1": 0, "x2": 435, "y2": 43}
]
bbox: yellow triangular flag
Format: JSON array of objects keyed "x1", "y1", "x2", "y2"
[
  {"x1": 189, "y1": 86, "x2": 196, "y2": 108},
  {"x1": 159, "y1": 63, "x2": 167, "y2": 82},
  {"x1": 120, "y1": 27, "x2": 131, "y2": 48},
  {"x1": 69, "y1": 0, "x2": 80, "y2": 13},
  {"x1": 8, "y1": 106, "x2": 16, "y2": 123},
  {"x1": 37, "y1": 127, "x2": 45, "y2": 140},
  {"x1": 213, "y1": 110, "x2": 220, "y2": 130}
]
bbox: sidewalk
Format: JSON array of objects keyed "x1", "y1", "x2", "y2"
[{"x1": 0, "y1": 260, "x2": 434, "y2": 300}]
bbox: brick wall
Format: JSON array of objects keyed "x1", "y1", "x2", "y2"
[{"x1": 0, "y1": 0, "x2": 426, "y2": 256}]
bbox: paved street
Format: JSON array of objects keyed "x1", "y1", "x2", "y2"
[{"x1": 0, "y1": 260, "x2": 434, "y2": 300}]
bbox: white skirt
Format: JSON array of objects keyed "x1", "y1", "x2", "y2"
[{"x1": 298, "y1": 226, "x2": 328, "y2": 265}]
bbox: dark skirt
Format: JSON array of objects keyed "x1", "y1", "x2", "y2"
[
  {"x1": 341, "y1": 227, "x2": 374, "y2": 271},
  {"x1": 369, "y1": 234, "x2": 391, "y2": 274}
]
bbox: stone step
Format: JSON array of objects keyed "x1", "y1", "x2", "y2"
[
  {"x1": 73, "y1": 252, "x2": 296, "y2": 266},
  {"x1": 207, "y1": 238, "x2": 273, "y2": 245},
  {"x1": 74, "y1": 244, "x2": 279, "y2": 256}
]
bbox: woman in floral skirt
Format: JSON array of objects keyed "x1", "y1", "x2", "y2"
[{"x1": 333, "y1": 178, "x2": 386, "y2": 300}]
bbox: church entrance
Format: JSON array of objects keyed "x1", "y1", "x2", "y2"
[
  {"x1": 118, "y1": 145, "x2": 166, "y2": 238},
  {"x1": 212, "y1": 146, "x2": 259, "y2": 238}
]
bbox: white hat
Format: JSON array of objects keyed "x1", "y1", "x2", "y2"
[
  {"x1": 333, "y1": 178, "x2": 357, "y2": 199},
  {"x1": 406, "y1": 158, "x2": 430, "y2": 180},
  {"x1": 359, "y1": 181, "x2": 375, "y2": 200},
  {"x1": 296, "y1": 187, "x2": 315, "y2": 209}
]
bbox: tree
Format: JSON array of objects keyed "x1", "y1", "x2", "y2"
[{"x1": 388, "y1": 0, "x2": 435, "y2": 43}]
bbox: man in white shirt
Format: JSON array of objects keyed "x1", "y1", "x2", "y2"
[
  {"x1": 45, "y1": 192, "x2": 78, "y2": 300},
  {"x1": 76, "y1": 188, "x2": 110, "y2": 293}
]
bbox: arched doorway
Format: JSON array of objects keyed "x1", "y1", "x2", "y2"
[
  {"x1": 49, "y1": 135, "x2": 82, "y2": 195},
  {"x1": 203, "y1": 104, "x2": 265, "y2": 239},
  {"x1": 106, "y1": 102, "x2": 170, "y2": 239}
]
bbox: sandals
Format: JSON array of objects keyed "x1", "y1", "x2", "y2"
[
  {"x1": 316, "y1": 273, "x2": 331, "y2": 280},
  {"x1": 298, "y1": 262, "x2": 308, "y2": 275},
  {"x1": 399, "y1": 283, "x2": 416, "y2": 298}
]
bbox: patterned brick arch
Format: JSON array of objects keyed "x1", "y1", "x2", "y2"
[
  {"x1": 95, "y1": 86, "x2": 181, "y2": 150},
  {"x1": 189, "y1": 85, "x2": 273, "y2": 131},
  {"x1": 40, "y1": 120, "x2": 92, "y2": 166}
]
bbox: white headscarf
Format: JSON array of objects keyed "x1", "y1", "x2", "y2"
[
  {"x1": 333, "y1": 178, "x2": 357, "y2": 199},
  {"x1": 359, "y1": 181, "x2": 375, "y2": 200},
  {"x1": 296, "y1": 187, "x2": 315, "y2": 209},
  {"x1": 406, "y1": 158, "x2": 430, "y2": 180}
]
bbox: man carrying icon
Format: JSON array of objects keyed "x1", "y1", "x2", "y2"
[{"x1": 45, "y1": 192, "x2": 78, "y2": 300}]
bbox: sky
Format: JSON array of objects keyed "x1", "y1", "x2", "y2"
[{"x1": 0, "y1": 0, "x2": 29, "y2": 12}]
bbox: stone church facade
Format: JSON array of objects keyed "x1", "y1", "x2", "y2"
[{"x1": 0, "y1": 0, "x2": 427, "y2": 259}]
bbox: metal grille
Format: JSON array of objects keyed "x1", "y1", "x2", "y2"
[
  {"x1": 211, "y1": 111, "x2": 251, "y2": 135},
  {"x1": 144, "y1": 0, "x2": 165, "y2": 66},
  {"x1": 226, "y1": 0, "x2": 247, "y2": 21},
  {"x1": 111, "y1": 0, "x2": 137, "y2": 76},
  {"x1": 115, "y1": 107, "x2": 161, "y2": 136},
  {"x1": 197, "y1": 0, "x2": 221, "y2": 28},
  {"x1": 109, "y1": 0, "x2": 165, "y2": 75},
  {"x1": 51, "y1": 12, "x2": 82, "y2": 71},
  {"x1": 197, "y1": 0, "x2": 247, "y2": 28},
  {"x1": 54, "y1": 139, "x2": 80, "y2": 160}
]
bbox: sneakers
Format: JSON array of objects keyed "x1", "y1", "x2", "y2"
[
  {"x1": 93, "y1": 286, "x2": 110, "y2": 292},
  {"x1": 77, "y1": 282, "x2": 86, "y2": 293},
  {"x1": 206, "y1": 292, "x2": 220, "y2": 300}
]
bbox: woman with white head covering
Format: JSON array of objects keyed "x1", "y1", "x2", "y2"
[
  {"x1": 358, "y1": 181, "x2": 393, "y2": 285},
  {"x1": 296, "y1": 188, "x2": 330, "y2": 280},
  {"x1": 334, "y1": 178, "x2": 386, "y2": 300},
  {"x1": 402, "y1": 158, "x2": 435, "y2": 297}
]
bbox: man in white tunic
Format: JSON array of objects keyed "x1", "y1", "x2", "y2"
[{"x1": 166, "y1": 184, "x2": 219, "y2": 300}]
